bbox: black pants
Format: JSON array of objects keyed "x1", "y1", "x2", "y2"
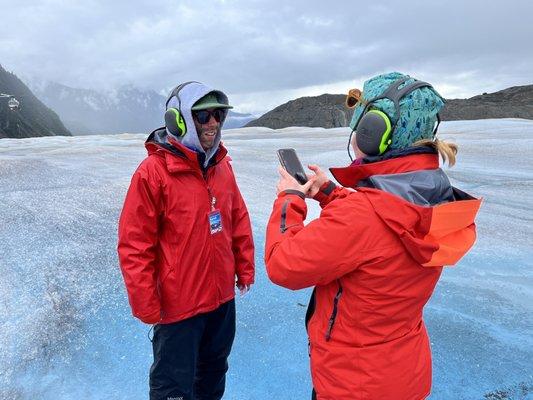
[{"x1": 149, "y1": 300, "x2": 236, "y2": 400}]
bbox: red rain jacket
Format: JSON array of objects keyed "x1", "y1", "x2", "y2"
[
  {"x1": 265, "y1": 152, "x2": 481, "y2": 400},
  {"x1": 118, "y1": 129, "x2": 254, "y2": 324}
]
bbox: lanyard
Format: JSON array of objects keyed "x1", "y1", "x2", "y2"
[{"x1": 207, "y1": 188, "x2": 217, "y2": 211}]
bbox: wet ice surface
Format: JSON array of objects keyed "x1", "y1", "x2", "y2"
[{"x1": 0, "y1": 120, "x2": 531, "y2": 399}]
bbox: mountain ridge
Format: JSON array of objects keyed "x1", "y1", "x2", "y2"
[
  {"x1": 0, "y1": 65, "x2": 71, "y2": 139},
  {"x1": 246, "y1": 84, "x2": 533, "y2": 129},
  {"x1": 27, "y1": 80, "x2": 256, "y2": 135}
]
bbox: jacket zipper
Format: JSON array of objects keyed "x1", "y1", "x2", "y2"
[
  {"x1": 280, "y1": 200, "x2": 290, "y2": 232},
  {"x1": 305, "y1": 288, "x2": 316, "y2": 357},
  {"x1": 203, "y1": 168, "x2": 220, "y2": 305},
  {"x1": 325, "y1": 280, "x2": 343, "y2": 341}
]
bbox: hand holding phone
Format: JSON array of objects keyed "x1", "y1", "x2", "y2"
[{"x1": 277, "y1": 148, "x2": 308, "y2": 185}]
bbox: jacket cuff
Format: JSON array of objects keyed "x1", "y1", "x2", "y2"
[
  {"x1": 237, "y1": 277, "x2": 255, "y2": 286},
  {"x1": 312, "y1": 181, "x2": 337, "y2": 203},
  {"x1": 279, "y1": 189, "x2": 306, "y2": 200}
]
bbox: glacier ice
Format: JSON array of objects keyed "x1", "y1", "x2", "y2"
[{"x1": 0, "y1": 119, "x2": 531, "y2": 399}]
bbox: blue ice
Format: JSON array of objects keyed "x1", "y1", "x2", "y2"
[{"x1": 0, "y1": 119, "x2": 531, "y2": 399}]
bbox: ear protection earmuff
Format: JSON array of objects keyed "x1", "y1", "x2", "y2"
[
  {"x1": 356, "y1": 109, "x2": 392, "y2": 156},
  {"x1": 350, "y1": 77, "x2": 438, "y2": 157},
  {"x1": 164, "y1": 108, "x2": 187, "y2": 137},
  {"x1": 164, "y1": 81, "x2": 198, "y2": 137}
]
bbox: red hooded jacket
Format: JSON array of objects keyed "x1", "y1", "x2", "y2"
[
  {"x1": 118, "y1": 128, "x2": 254, "y2": 324},
  {"x1": 265, "y1": 150, "x2": 481, "y2": 400}
]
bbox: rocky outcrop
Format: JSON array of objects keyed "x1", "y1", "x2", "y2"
[
  {"x1": 0, "y1": 65, "x2": 71, "y2": 139},
  {"x1": 440, "y1": 85, "x2": 533, "y2": 121},
  {"x1": 245, "y1": 85, "x2": 533, "y2": 129},
  {"x1": 245, "y1": 94, "x2": 354, "y2": 129}
]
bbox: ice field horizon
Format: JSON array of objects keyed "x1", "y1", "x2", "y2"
[{"x1": 1, "y1": 119, "x2": 532, "y2": 399}]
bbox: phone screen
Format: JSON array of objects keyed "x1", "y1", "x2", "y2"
[{"x1": 277, "y1": 148, "x2": 308, "y2": 184}]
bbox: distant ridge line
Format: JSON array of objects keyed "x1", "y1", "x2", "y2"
[{"x1": 245, "y1": 84, "x2": 533, "y2": 129}]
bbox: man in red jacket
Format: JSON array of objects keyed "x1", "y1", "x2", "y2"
[{"x1": 117, "y1": 81, "x2": 255, "y2": 400}]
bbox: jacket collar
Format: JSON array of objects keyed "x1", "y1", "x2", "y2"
[
  {"x1": 145, "y1": 127, "x2": 228, "y2": 174},
  {"x1": 330, "y1": 148, "x2": 439, "y2": 188}
]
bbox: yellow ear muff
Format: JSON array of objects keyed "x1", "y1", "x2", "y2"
[
  {"x1": 356, "y1": 109, "x2": 392, "y2": 156},
  {"x1": 164, "y1": 108, "x2": 187, "y2": 137}
]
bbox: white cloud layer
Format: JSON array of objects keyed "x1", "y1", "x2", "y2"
[{"x1": 1, "y1": 0, "x2": 532, "y2": 114}]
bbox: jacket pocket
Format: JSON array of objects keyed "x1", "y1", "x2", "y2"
[
  {"x1": 325, "y1": 280, "x2": 343, "y2": 341},
  {"x1": 305, "y1": 288, "x2": 317, "y2": 357},
  {"x1": 160, "y1": 266, "x2": 173, "y2": 285},
  {"x1": 157, "y1": 265, "x2": 174, "y2": 300}
]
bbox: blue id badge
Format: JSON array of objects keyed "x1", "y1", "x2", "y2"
[{"x1": 208, "y1": 210, "x2": 223, "y2": 234}]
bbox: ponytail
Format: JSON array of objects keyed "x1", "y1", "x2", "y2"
[{"x1": 413, "y1": 138, "x2": 458, "y2": 167}]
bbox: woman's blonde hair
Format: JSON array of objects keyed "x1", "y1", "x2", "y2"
[{"x1": 413, "y1": 138, "x2": 458, "y2": 167}]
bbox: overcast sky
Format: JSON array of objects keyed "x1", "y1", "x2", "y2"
[{"x1": 1, "y1": 0, "x2": 532, "y2": 115}]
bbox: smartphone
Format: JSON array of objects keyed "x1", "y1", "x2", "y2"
[{"x1": 277, "y1": 148, "x2": 308, "y2": 185}]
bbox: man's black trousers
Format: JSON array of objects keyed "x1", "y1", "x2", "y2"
[{"x1": 149, "y1": 299, "x2": 236, "y2": 400}]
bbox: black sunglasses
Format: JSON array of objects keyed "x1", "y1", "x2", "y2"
[{"x1": 193, "y1": 109, "x2": 227, "y2": 124}]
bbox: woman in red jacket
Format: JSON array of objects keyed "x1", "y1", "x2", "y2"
[{"x1": 265, "y1": 72, "x2": 481, "y2": 399}]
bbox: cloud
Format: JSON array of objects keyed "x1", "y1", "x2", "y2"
[{"x1": 1, "y1": 0, "x2": 532, "y2": 114}]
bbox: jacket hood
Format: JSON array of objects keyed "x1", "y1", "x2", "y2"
[
  {"x1": 332, "y1": 152, "x2": 481, "y2": 267},
  {"x1": 145, "y1": 127, "x2": 228, "y2": 172},
  {"x1": 331, "y1": 147, "x2": 438, "y2": 188},
  {"x1": 166, "y1": 81, "x2": 229, "y2": 168},
  {"x1": 146, "y1": 127, "x2": 186, "y2": 157}
]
